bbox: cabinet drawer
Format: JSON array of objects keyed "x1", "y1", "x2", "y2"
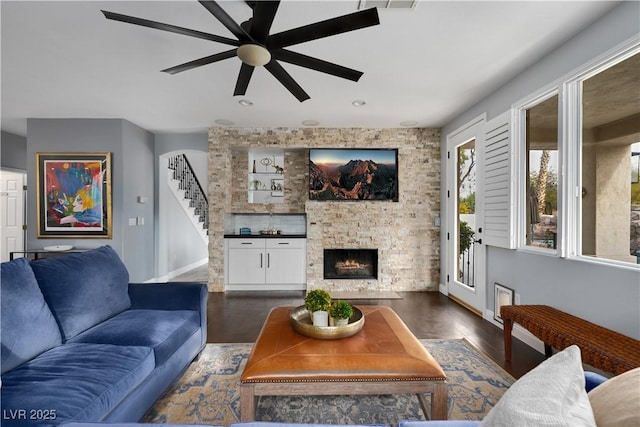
[
  {"x1": 266, "y1": 239, "x2": 306, "y2": 249},
  {"x1": 227, "y1": 238, "x2": 266, "y2": 249}
]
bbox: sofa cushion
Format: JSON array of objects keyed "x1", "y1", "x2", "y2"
[
  {"x1": 0, "y1": 343, "x2": 154, "y2": 426},
  {"x1": 69, "y1": 309, "x2": 200, "y2": 365},
  {"x1": 479, "y1": 345, "x2": 596, "y2": 427},
  {"x1": 587, "y1": 367, "x2": 640, "y2": 427},
  {"x1": 30, "y1": 245, "x2": 131, "y2": 340},
  {"x1": 1, "y1": 258, "x2": 62, "y2": 374}
]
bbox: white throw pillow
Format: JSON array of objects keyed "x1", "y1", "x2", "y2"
[{"x1": 479, "y1": 345, "x2": 596, "y2": 427}]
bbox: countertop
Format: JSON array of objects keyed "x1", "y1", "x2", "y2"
[{"x1": 224, "y1": 234, "x2": 306, "y2": 239}]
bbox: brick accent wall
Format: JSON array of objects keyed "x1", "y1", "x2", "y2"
[{"x1": 208, "y1": 127, "x2": 440, "y2": 292}]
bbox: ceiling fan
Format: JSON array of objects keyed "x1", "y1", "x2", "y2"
[{"x1": 102, "y1": 1, "x2": 380, "y2": 102}]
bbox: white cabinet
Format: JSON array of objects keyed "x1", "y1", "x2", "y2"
[
  {"x1": 227, "y1": 240, "x2": 265, "y2": 285},
  {"x1": 225, "y1": 238, "x2": 306, "y2": 290},
  {"x1": 265, "y1": 239, "x2": 306, "y2": 284}
]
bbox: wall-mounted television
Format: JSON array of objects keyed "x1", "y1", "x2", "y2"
[{"x1": 309, "y1": 148, "x2": 398, "y2": 201}]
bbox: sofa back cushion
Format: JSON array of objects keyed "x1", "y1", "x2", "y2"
[
  {"x1": 30, "y1": 245, "x2": 131, "y2": 341},
  {"x1": 1, "y1": 257, "x2": 62, "y2": 374}
]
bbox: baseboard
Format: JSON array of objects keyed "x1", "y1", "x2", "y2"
[
  {"x1": 449, "y1": 294, "x2": 482, "y2": 317},
  {"x1": 225, "y1": 283, "x2": 306, "y2": 291},
  {"x1": 484, "y1": 309, "x2": 545, "y2": 355},
  {"x1": 146, "y1": 258, "x2": 208, "y2": 283}
]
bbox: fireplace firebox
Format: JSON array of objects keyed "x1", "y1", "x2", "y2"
[{"x1": 324, "y1": 249, "x2": 378, "y2": 280}]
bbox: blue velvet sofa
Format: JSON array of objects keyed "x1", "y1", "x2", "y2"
[{"x1": 1, "y1": 245, "x2": 208, "y2": 426}]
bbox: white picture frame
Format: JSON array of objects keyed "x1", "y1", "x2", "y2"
[{"x1": 494, "y1": 283, "x2": 514, "y2": 324}]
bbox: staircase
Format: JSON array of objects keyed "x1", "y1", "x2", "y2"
[{"x1": 167, "y1": 154, "x2": 208, "y2": 242}]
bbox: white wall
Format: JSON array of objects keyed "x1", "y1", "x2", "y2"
[
  {"x1": 154, "y1": 133, "x2": 208, "y2": 280},
  {"x1": 441, "y1": 2, "x2": 640, "y2": 339}
]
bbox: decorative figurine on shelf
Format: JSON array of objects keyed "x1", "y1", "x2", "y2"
[
  {"x1": 252, "y1": 160, "x2": 257, "y2": 173},
  {"x1": 260, "y1": 157, "x2": 272, "y2": 172},
  {"x1": 272, "y1": 164, "x2": 284, "y2": 174}
]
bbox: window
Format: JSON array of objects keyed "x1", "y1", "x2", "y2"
[
  {"x1": 525, "y1": 94, "x2": 559, "y2": 251},
  {"x1": 578, "y1": 52, "x2": 640, "y2": 264},
  {"x1": 516, "y1": 45, "x2": 639, "y2": 267}
]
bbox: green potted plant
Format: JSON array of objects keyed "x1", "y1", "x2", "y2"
[
  {"x1": 329, "y1": 300, "x2": 354, "y2": 326},
  {"x1": 304, "y1": 289, "x2": 331, "y2": 327}
]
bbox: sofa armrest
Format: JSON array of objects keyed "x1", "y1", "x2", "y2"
[
  {"x1": 128, "y1": 282, "x2": 208, "y2": 350},
  {"x1": 584, "y1": 371, "x2": 609, "y2": 392}
]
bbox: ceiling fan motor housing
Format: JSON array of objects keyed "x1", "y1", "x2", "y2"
[{"x1": 237, "y1": 44, "x2": 272, "y2": 67}]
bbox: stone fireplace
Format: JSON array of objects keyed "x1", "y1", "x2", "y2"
[
  {"x1": 207, "y1": 127, "x2": 441, "y2": 293},
  {"x1": 324, "y1": 249, "x2": 378, "y2": 280}
]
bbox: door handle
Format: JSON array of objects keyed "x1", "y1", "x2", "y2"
[
  {"x1": 260, "y1": 253, "x2": 263, "y2": 268},
  {"x1": 267, "y1": 253, "x2": 270, "y2": 268}
]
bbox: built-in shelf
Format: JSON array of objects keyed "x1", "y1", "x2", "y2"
[{"x1": 248, "y1": 149, "x2": 284, "y2": 204}]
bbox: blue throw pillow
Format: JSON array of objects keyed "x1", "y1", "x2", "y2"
[
  {"x1": 31, "y1": 245, "x2": 131, "y2": 341},
  {"x1": 1, "y1": 257, "x2": 62, "y2": 374}
]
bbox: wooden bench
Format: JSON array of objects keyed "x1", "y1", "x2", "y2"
[{"x1": 500, "y1": 305, "x2": 640, "y2": 375}]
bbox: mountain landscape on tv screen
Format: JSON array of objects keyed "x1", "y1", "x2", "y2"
[{"x1": 309, "y1": 158, "x2": 397, "y2": 200}]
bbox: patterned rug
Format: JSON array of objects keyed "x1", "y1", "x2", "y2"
[{"x1": 143, "y1": 339, "x2": 514, "y2": 425}]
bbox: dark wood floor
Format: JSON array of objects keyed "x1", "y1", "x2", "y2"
[{"x1": 206, "y1": 290, "x2": 545, "y2": 379}]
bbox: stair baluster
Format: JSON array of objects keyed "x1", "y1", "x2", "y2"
[{"x1": 167, "y1": 154, "x2": 208, "y2": 233}]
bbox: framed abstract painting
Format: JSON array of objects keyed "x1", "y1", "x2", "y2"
[{"x1": 37, "y1": 152, "x2": 112, "y2": 238}]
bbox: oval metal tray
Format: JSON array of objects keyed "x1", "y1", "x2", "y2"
[{"x1": 289, "y1": 305, "x2": 365, "y2": 340}]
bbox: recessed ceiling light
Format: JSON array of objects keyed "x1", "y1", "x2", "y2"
[
  {"x1": 352, "y1": 99, "x2": 366, "y2": 107},
  {"x1": 302, "y1": 120, "x2": 320, "y2": 126},
  {"x1": 400, "y1": 120, "x2": 418, "y2": 127},
  {"x1": 238, "y1": 99, "x2": 254, "y2": 106},
  {"x1": 214, "y1": 119, "x2": 234, "y2": 126}
]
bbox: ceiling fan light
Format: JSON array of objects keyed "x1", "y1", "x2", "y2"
[{"x1": 237, "y1": 44, "x2": 271, "y2": 67}]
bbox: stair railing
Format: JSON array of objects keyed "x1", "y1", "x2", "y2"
[{"x1": 168, "y1": 154, "x2": 208, "y2": 232}]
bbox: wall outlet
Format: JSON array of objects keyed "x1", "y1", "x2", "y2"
[{"x1": 128, "y1": 218, "x2": 136, "y2": 226}]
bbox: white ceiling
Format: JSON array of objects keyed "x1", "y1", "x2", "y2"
[{"x1": 1, "y1": 0, "x2": 619, "y2": 136}]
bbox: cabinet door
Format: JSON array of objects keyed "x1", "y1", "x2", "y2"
[
  {"x1": 228, "y1": 248, "x2": 265, "y2": 284},
  {"x1": 266, "y1": 248, "x2": 306, "y2": 284}
]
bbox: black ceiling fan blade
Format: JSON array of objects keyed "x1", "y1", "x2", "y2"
[
  {"x1": 161, "y1": 49, "x2": 237, "y2": 75},
  {"x1": 272, "y1": 49, "x2": 363, "y2": 82},
  {"x1": 234, "y1": 63, "x2": 255, "y2": 96},
  {"x1": 264, "y1": 61, "x2": 310, "y2": 102},
  {"x1": 101, "y1": 10, "x2": 239, "y2": 46},
  {"x1": 267, "y1": 7, "x2": 379, "y2": 50},
  {"x1": 198, "y1": 1, "x2": 251, "y2": 42},
  {"x1": 249, "y1": 1, "x2": 280, "y2": 44}
]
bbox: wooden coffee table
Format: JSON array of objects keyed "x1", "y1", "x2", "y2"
[{"x1": 239, "y1": 305, "x2": 448, "y2": 421}]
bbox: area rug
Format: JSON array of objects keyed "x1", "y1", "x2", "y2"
[{"x1": 142, "y1": 339, "x2": 514, "y2": 425}]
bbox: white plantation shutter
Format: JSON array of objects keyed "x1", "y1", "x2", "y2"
[{"x1": 482, "y1": 110, "x2": 516, "y2": 249}]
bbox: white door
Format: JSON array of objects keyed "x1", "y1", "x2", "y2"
[
  {"x1": 445, "y1": 117, "x2": 486, "y2": 314},
  {"x1": 0, "y1": 170, "x2": 26, "y2": 262}
]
